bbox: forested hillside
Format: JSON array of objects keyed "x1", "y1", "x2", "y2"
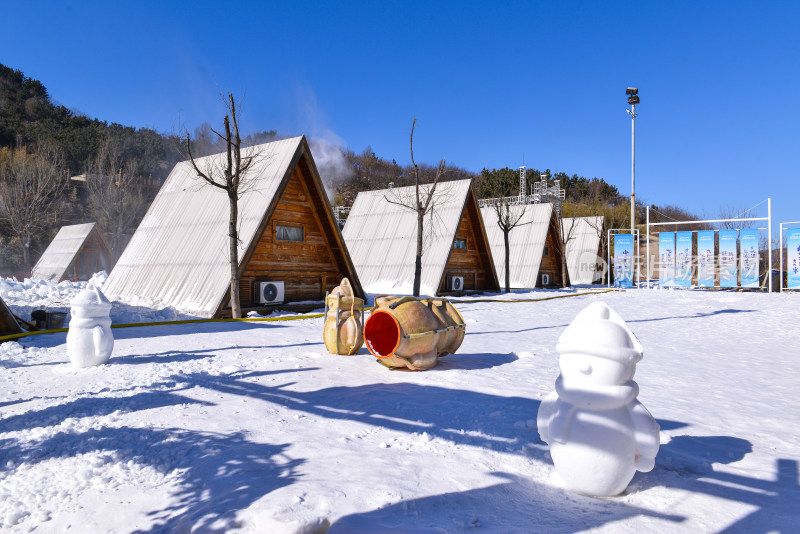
[
  {"x1": 1, "y1": 63, "x2": 677, "y2": 276},
  {"x1": 0, "y1": 64, "x2": 182, "y2": 180}
]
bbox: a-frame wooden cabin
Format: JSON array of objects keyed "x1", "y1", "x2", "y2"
[
  {"x1": 103, "y1": 136, "x2": 364, "y2": 318},
  {"x1": 342, "y1": 179, "x2": 499, "y2": 295},
  {"x1": 31, "y1": 222, "x2": 112, "y2": 282},
  {"x1": 480, "y1": 202, "x2": 567, "y2": 288},
  {"x1": 562, "y1": 216, "x2": 604, "y2": 285}
]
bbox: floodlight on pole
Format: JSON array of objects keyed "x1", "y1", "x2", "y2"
[{"x1": 626, "y1": 87, "x2": 638, "y2": 238}]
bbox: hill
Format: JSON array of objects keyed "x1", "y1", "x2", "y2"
[
  {"x1": 0, "y1": 63, "x2": 182, "y2": 178},
  {"x1": 1, "y1": 63, "x2": 687, "y2": 276}
]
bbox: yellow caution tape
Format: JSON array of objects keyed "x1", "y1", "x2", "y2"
[
  {"x1": 0, "y1": 288, "x2": 622, "y2": 343},
  {"x1": 0, "y1": 313, "x2": 325, "y2": 342},
  {"x1": 450, "y1": 288, "x2": 623, "y2": 304}
]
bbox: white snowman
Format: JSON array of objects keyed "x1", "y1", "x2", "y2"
[
  {"x1": 66, "y1": 284, "x2": 114, "y2": 368},
  {"x1": 537, "y1": 301, "x2": 660, "y2": 497}
]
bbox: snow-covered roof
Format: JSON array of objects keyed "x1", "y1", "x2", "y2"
[
  {"x1": 341, "y1": 179, "x2": 474, "y2": 295},
  {"x1": 562, "y1": 216, "x2": 604, "y2": 285},
  {"x1": 103, "y1": 136, "x2": 310, "y2": 318},
  {"x1": 31, "y1": 222, "x2": 106, "y2": 282},
  {"x1": 480, "y1": 203, "x2": 554, "y2": 288}
]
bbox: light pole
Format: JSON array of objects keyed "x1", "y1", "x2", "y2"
[{"x1": 626, "y1": 87, "x2": 639, "y2": 236}]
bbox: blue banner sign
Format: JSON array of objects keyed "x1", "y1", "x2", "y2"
[
  {"x1": 613, "y1": 234, "x2": 634, "y2": 288},
  {"x1": 739, "y1": 229, "x2": 759, "y2": 288},
  {"x1": 697, "y1": 230, "x2": 715, "y2": 287},
  {"x1": 675, "y1": 231, "x2": 693, "y2": 287},
  {"x1": 719, "y1": 230, "x2": 738, "y2": 287},
  {"x1": 788, "y1": 228, "x2": 800, "y2": 290},
  {"x1": 658, "y1": 232, "x2": 675, "y2": 287}
]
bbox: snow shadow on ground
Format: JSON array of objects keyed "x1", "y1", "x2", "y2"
[
  {"x1": 0, "y1": 425, "x2": 302, "y2": 533},
  {"x1": 465, "y1": 322, "x2": 568, "y2": 336},
  {"x1": 648, "y1": 435, "x2": 800, "y2": 532},
  {"x1": 396, "y1": 351, "x2": 520, "y2": 371},
  {"x1": 0, "y1": 390, "x2": 213, "y2": 433},
  {"x1": 17, "y1": 320, "x2": 293, "y2": 349},
  {"x1": 166, "y1": 370, "x2": 687, "y2": 458},
  {"x1": 626, "y1": 307, "x2": 756, "y2": 324},
  {"x1": 461, "y1": 307, "x2": 754, "y2": 337},
  {"x1": 328, "y1": 430, "x2": 799, "y2": 533},
  {"x1": 112, "y1": 347, "x2": 229, "y2": 366},
  {"x1": 328, "y1": 471, "x2": 686, "y2": 533},
  {"x1": 0, "y1": 357, "x2": 60, "y2": 369},
  {"x1": 164, "y1": 369, "x2": 544, "y2": 454},
  {"x1": 110, "y1": 320, "x2": 293, "y2": 342}
]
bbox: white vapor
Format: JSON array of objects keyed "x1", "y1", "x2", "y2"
[{"x1": 288, "y1": 82, "x2": 353, "y2": 200}]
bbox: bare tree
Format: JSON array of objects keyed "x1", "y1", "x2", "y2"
[
  {"x1": 185, "y1": 93, "x2": 257, "y2": 318},
  {"x1": 554, "y1": 208, "x2": 579, "y2": 287},
  {"x1": 493, "y1": 201, "x2": 528, "y2": 292},
  {"x1": 385, "y1": 119, "x2": 446, "y2": 296},
  {"x1": 590, "y1": 201, "x2": 630, "y2": 284},
  {"x1": 0, "y1": 141, "x2": 66, "y2": 268},
  {"x1": 717, "y1": 205, "x2": 756, "y2": 229},
  {"x1": 583, "y1": 211, "x2": 607, "y2": 283},
  {"x1": 85, "y1": 135, "x2": 149, "y2": 260},
  {"x1": 481, "y1": 170, "x2": 529, "y2": 292}
]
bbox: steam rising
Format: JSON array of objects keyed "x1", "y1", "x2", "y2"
[
  {"x1": 308, "y1": 137, "x2": 351, "y2": 199},
  {"x1": 290, "y1": 83, "x2": 353, "y2": 199}
]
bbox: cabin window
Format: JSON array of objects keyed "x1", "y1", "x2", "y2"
[
  {"x1": 454, "y1": 238, "x2": 467, "y2": 250},
  {"x1": 544, "y1": 246, "x2": 549, "y2": 256},
  {"x1": 276, "y1": 224, "x2": 304, "y2": 242}
]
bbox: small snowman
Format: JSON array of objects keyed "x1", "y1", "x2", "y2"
[
  {"x1": 537, "y1": 301, "x2": 660, "y2": 497},
  {"x1": 66, "y1": 283, "x2": 114, "y2": 368}
]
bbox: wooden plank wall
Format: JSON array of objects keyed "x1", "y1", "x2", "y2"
[
  {"x1": 539, "y1": 216, "x2": 564, "y2": 286},
  {"x1": 67, "y1": 231, "x2": 111, "y2": 281},
  {"x1": 439, "y1": 199, "x2": 496, "y2": 292},
  {"x1": 1, "y1": 297, "x2": 22, "y2": 335},
  {"x1": 239, "y1": 163, "x2": 348, "y2": 305}
]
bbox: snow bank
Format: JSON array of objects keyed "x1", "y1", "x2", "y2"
[{"x1": 1, "y1": 273, "x2": 198, "y2": 326}]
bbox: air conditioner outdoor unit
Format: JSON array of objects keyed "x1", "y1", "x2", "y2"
[
  {"x1": 257, "y1": 281, "x2": 285, "y2": 304},
  {"x1": 447, "y1": 275, "x2": 464, "y2": 291},
  {"x1": 541, "y1": 273, "x2": 551, "y2": 286}
]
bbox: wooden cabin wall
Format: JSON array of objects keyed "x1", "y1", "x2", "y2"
[
  {"x1": 439, "y1": 198, "x2": 497, "y2": 293},
  {"x1": 539, "y1": 217, "x2": 563, "y2": 286},
  {"x1": 1, "y1": 298, "x2": 21, "y2": 335},
  {"x1": 66, "y1": 232, "x2": 112, "y2": 281},
  {"x1": 239, "y1": 163, "x2": 349, "y2": 305}
]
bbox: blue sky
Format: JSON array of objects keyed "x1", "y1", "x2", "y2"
[{"x1": 2, "y1": 1, "x2": 798, "y2": 231}]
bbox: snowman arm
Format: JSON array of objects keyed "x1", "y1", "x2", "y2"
[
  {"x1": 92, "y1": 325, "x2": 109, "y2": 358},
  {"x1": 536, "y1": 391, "x2": 560, "y2": 444},
  {"x1": 629, "y1": 400, "x2": 660, "y2": 471},
  {"x1": 537, "y1": 392, "x2": 575, "y2": 445}
]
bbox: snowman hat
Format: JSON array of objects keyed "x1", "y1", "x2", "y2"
[
  {"x1": 556, "y1": 301, "x2": 643, "y2": 364},
  {"x1": 70, "y1": 283, "x2": 112, "y2": 312}
]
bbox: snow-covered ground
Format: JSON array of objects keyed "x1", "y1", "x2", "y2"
[{"x1": 2, "y1": 277, "x2": 799, "y2": 533}]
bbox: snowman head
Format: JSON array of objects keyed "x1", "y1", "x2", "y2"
[
  {"x1": 558, "y1": 351, "x2": 635, "y2": 387},
  {"x1": 70, "y1": 283, "x2": 112, "y2": 320},
  {"x1": 556, "y1": 302, "x2": 642, "y2": 387}
]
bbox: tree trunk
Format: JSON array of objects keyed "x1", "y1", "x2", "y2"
[
  {"x1": 504, "y1": 228, "x2": 511, "y2": 293},
  {"x1": 22, "y1": 237, "x2": 29, "y2": 269},
  {"x1": 561, "y1": 241, "x2": 569, "y2": 287},
  {"x1": 413, "y1": 211, "x2": 423, "y2": 297},
  {"x1": 228, "y1": 193, "x2": 242, "y2": 318}
]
